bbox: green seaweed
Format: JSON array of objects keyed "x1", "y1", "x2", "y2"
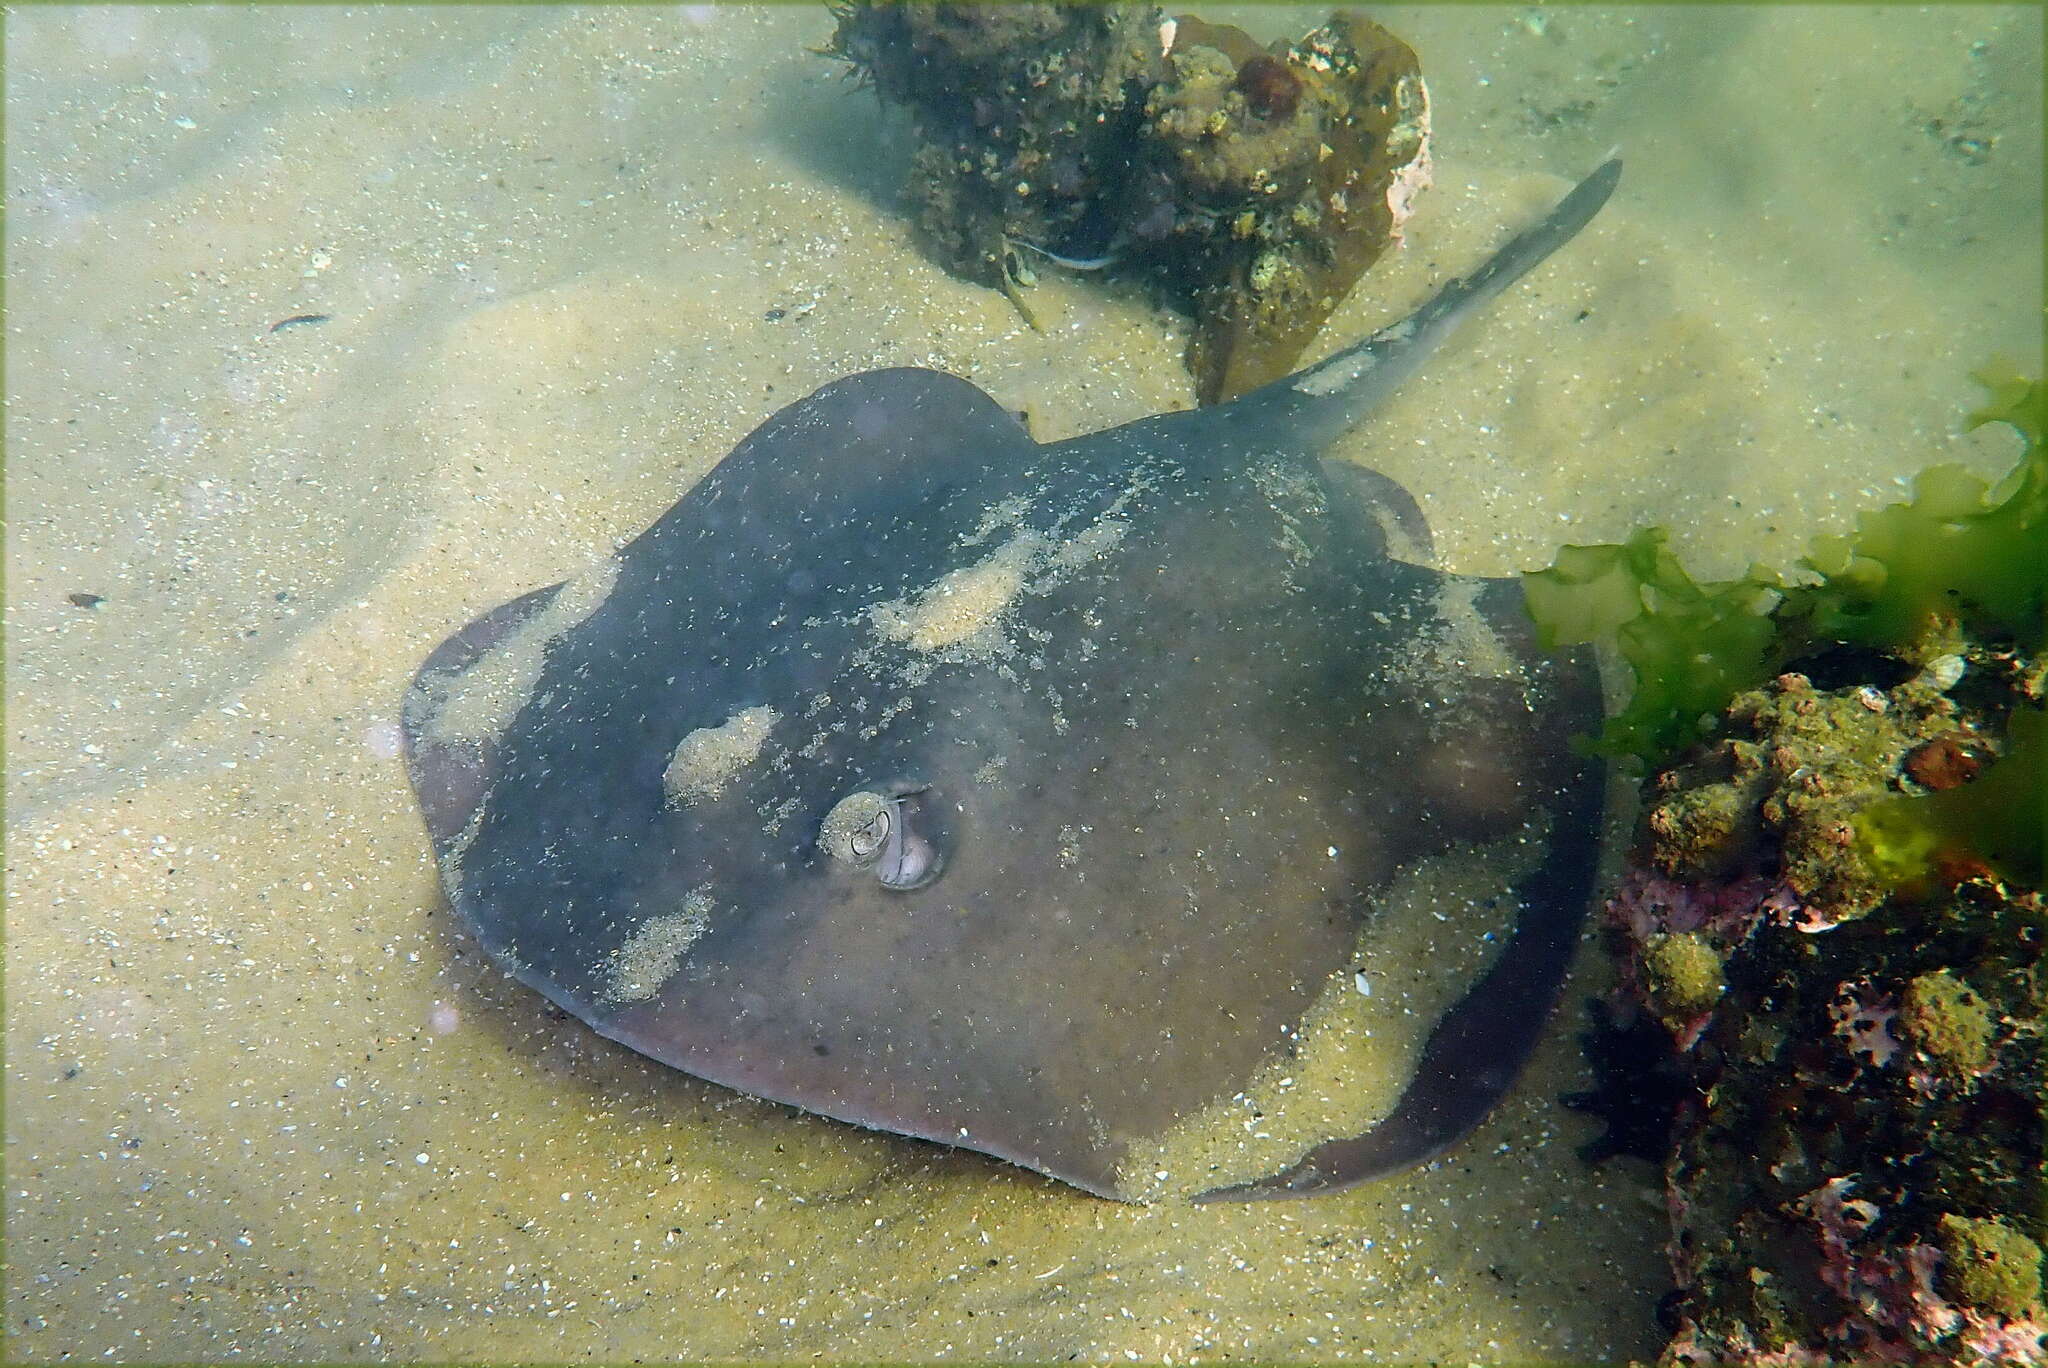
[
  {"x1": 1856, "y1": 701, "x2": 2046, "y2": 889},
  {"x1": 1797, "y1": 370, "x2": 2048, "y2": 650},
  {"x1": 1521, "y1": 526, "x2": 1781, "y2": 762},
  {"x1": 1523, "y1": 372, "x2": 2048, "y2": 768}
]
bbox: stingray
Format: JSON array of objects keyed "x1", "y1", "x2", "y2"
[{"x1": 403, "y1": 159, "x2": 1622, "y2": 1202}]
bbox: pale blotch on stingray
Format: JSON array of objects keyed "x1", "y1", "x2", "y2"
[
  {"x1": 429, "y1": 555, "x2": 621, "y2": 747},
  {"x1": 871, "y1": 531, "x2": 1043, "y2": 654},
  {"x1": 1385, "y1": 578, "x2": 1530, "y2": 708},
  {"x1": 1045, "y1": 517, "x2": 1129, "y2": 572},
  {"x1": 662, "y1": 705, "x2": 780, "y2": 805},
  {"x1": 438, "y1": 804, "x2": 490, "y2": 907},
  {"x1": 600, "y1": 890, "x2": 714, "y2": 1005},
  {"x1": 1291, "y1": 317, "x2": 1415, "y2": 398},
  {"x1": 871, "y1": 516, "x2": 1131, "y2": 658}
]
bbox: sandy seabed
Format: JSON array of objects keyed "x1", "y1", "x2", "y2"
[{"x1": 7, "y1": 5, "x2": 2041, "y2": 1361}]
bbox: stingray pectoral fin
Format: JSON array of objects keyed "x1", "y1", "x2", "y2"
[
  {"x1": 1192, "y1": 808, "x2": 1600, "y2": 1201},
  {"x1": 1320, "y1": 457, "x2": 1436, "y2": 564},
  {"x1": 401, "y1": 583, "x2": 563, "y2": 853},
  {"x1": 1196, "y1": 577, "x2": 1610, "y2": 1203}
]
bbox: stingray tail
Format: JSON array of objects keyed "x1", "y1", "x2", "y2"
[{"x1": 1240, "y1": 156, "x2": 1621, "y2": 450}]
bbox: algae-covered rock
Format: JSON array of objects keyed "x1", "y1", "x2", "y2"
[
  {"x1": 1151, "y1": 13, "x2": 1429, "y2": 404},
  {"x1": 1646, "y1": 776, "x2": 1758, "y2": 881},
  {"x1": 826, "y1": 3, "x2": 1166, "y2": 293},
  {"x1": 1632, "y1": 851, "x2": 2046, "y2": 1363},
  {"x1": 1937, "y1": 1213, "x2": 2044, "y2": 1318},
  {"x1": 1573, "y1": 376, "x2": 2048, "y2": 1368},
  {"x1": 1641, "y1": 667, "x2": 1977, "y2": 927},
  {"x1": 1901, "y1": 969, "x2": 1997, "y2": 1080},
  {"x1": 1641, "y1": 931, "x2": 1725, "y2": 1029},
  {"x1": 826, "y1": 4, "x2": 1432, "y2": 405}
]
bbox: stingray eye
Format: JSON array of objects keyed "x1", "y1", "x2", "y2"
[
  {"x1": 872, "y1": 791, "x2": 942, "y2": 891},
  {"x1": 818, "y1": 785, "x2": 945, "y2": 891},
  {"x1": 820, "y1": 791, "x2": 891, "y2": 866},
  {"x1": 848, "y1": 806, "x2": 892, "y2": 859}
]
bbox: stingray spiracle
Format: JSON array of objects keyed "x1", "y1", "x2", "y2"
[{"x1": 818, "y1": 784, "x2": 944, "y2": 890}]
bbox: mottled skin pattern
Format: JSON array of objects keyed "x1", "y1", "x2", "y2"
[{"x1": 404, "y1": 161, "x2": 1622, "y2": 1201}]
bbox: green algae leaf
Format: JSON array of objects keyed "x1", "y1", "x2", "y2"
[
  {"x1": 1856, "y1": 703, "x2": 2047, "y2": 890},
  {"x1": 1521, "y1": 527, "x2": 1779, "y2": 763},
  {"x1": 1967, "y1": 363, "x2": 2047, "y2": 447},
  {"x1": 1520, "y1": 527, "x2": 1675, "y2": 651},
  {"x1": 1797, "y1": 371, "x2": 2045, "y2": 650},
  {"x1": 1523, "y1": 373, "x2": 2046, "y2": 767},
  {"x1": 1605, "y1": 585, "x2": 1780, "y2": 764}
]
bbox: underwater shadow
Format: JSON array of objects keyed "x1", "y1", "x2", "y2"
[{"x1": 758, "y1": 65, "x2": 916, "y2": 220}]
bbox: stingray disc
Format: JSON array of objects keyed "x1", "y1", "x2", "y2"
[{"x1": 404, "y1": 160, "x2": 1623, "y2": 1201}]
